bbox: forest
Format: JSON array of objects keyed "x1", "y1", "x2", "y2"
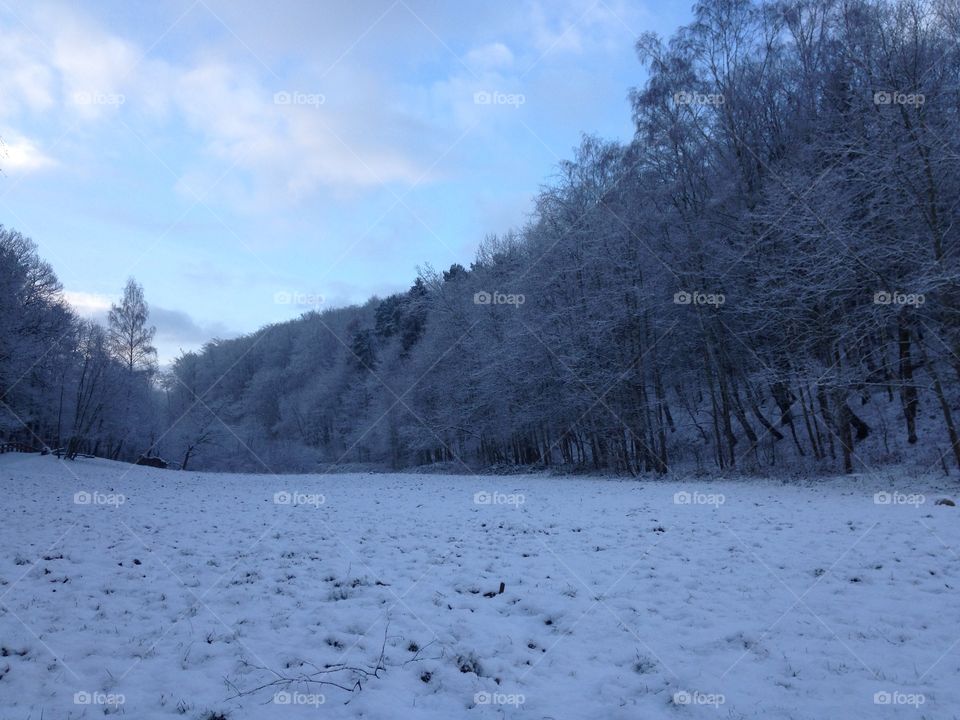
[{"x1": 2, "y1": 0, "x2": 958, "y2": 477}]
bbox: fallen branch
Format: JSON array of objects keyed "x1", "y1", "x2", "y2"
[{"x1": 227, "y1": 623, "x2": 391, "y2": 703}]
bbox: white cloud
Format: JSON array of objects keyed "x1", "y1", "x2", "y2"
[
  {"x1": 63, "y1": 290, "x2": 113, "y2": 318},
  {"x1": 1, "y1": 133, "x2": 56, "y2": 172},
  {"x1": 161, "y1": 59, "x2": 433, "y2": 206},
  {"x1": 0, "y1": 3, "x2": 440, "y2": 204},
  {"x1": 0, "y1": 0, "x2": 642, "y2": 210},
  {"x1": 25, "y1": 4, "x2": 138, "y2": 119},
  {"x1": 0, "y1": 35, "x2": 56, "y2": 117},
  {"x1": 465, "y1": 42, "x2": 515, "y2": 71}
]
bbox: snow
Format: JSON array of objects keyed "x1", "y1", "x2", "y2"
[{"x1": 1, "y1": 454, "x2": 958, "y2": 719}]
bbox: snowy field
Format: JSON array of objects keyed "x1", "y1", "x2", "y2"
[{"x1": 1, "y1": 454, "x2": 958, "y2": 719}]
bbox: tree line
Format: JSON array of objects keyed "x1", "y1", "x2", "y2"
[
  {"x1": 0, "y1": 232, "x2": 159, "y2": 462},
  {"x1": 2, "y1": 0, "x2": 958, "y2": 476}
]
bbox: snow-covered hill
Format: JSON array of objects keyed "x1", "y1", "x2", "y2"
[{"x1": 1, "y1": 455, "x2": 957, "y2": 719}]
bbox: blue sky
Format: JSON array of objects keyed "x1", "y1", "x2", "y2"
[{"x1": 0, "y1": 0, "x2": 693, "y2": 363}]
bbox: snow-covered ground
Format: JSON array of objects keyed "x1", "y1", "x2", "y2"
[{"x1": 1, "y1": 454, "x2": 958, "y2": 719}]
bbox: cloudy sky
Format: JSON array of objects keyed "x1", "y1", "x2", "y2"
[{"x1": 0, "y1": 0, "x2": 692, "y2": 363}]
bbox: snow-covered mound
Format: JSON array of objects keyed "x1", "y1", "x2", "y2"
[{"x1": 0, "y1": 454, "x2": 957, "y2": 719}]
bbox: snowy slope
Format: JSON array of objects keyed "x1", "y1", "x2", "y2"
[{"x1": 0, "y1": 454, "x2": 957, "y2": 719}]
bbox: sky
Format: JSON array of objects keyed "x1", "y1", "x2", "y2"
[{"x1": 0, "y1": 0, "x2": 694, "y2": 363}]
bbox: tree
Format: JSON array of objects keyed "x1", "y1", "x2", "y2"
[
  {"x1": 106, "y1": 277, "x2": 157, "y2": 459},
  {"x1": 0, "y1": 226, "x2": 75, "y2": 446},
  {"x1": 108, "y1": 278, "x2": 157, "y2": 375},
  {"x1": 65, "y1": 321, "x2": 117, "y2": 459}
]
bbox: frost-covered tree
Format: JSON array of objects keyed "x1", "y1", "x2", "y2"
[
  {"x1": 103, "y1": 277, "x2": 157, "y2": 459},
  {"x1": 108, "y1": 278, "x2": 157, "y2": 375},
  {"x1": 0, "y1": 227, "x2": 75, "y2": 445}
]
